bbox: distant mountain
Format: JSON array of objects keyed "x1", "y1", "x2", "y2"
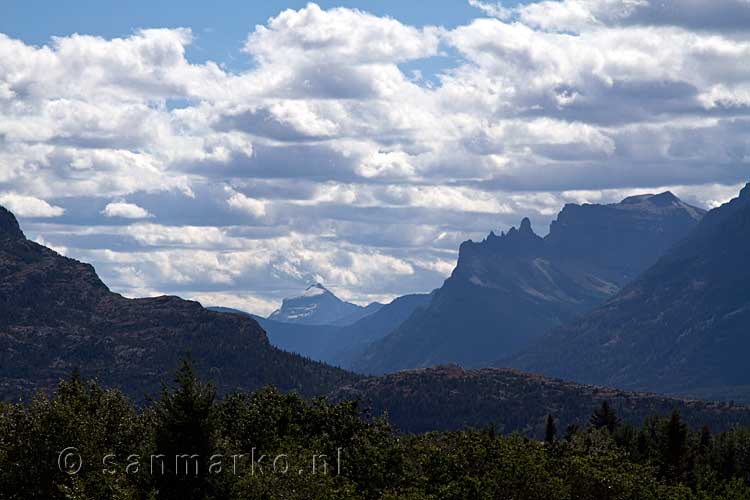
[
  {"x1": 209, "y1": 293, "x2": 432, "y2": 368},
  {"x1": 0, "y1": 206, "x2": 357, "y2": 401},
  {"x1": 511, "y1": 184, "x2": 750, "y2": 403},
  {"x1": 267, "y1": 283, "x2": 382, "y2": 326},
  {"x1": 333, "y1": 365, "x2": 750, "y2": 435},
  {"x1": 354, "y1": 192, "x2": 705, "y2": 374}
]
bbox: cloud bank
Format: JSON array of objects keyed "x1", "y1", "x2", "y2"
[{"x1": 1, "y1": 1, "x2": 749, "y2": 313}]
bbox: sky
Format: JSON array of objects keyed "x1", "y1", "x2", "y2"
[{"x1": 1, "y1": 0, "x2": 749, "y2": 314}]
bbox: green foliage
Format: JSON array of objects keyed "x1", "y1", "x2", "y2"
[{"x1": 3, "y1": 367, "x2": 750, "y2": 499}]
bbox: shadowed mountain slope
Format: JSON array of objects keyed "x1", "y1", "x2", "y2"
[
  {"x1": 0, "y1": 207, "x2": 357, "y2": 402},
  {"x1": 354, "y1": 193, "x2": 705, "y2": 374},
  {"x1": 511, "y1": 184, "x2": 750, "y2": 403}
]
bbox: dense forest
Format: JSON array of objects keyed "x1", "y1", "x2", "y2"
[
  {"x1": 2, "y1": 363, "x2": 750, "y2": 499},
  {"x1": 336, "y1": 365, "x2": 750, "y2": 435}
]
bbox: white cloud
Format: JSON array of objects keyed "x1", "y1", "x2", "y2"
[
  {"x1": 245, "y1": 3, "x2": 441, "y2": 65},
  {"x1": 467, "y1": 0, "x2": 513, "y2": 19},
  {"x1": 102, "y1": 202, "x2": 153, "y2": 219},
  {"x1": 225, "y1": 188, "x2": 268, "y2": 218},
  {"x1": 186, "y1": 291, "x2": 279, "y2": 317},
  {"x1": 0, "y1": 193, "x2": 64, "y2": 217}
]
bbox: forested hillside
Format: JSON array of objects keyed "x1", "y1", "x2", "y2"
[{"x1": 3, "y1": 365, "x2": 750, "y2": 500}]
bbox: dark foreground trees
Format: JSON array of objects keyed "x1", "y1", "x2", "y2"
[{"x1": 2, "y1": 366, "x2": 750, "y2": 499}]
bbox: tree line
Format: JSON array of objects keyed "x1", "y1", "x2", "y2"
[{"x1": 1, "y1": 361, "x2": 750, "y2": 499}]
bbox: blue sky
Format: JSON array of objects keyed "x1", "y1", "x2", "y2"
[{"x1": 1, "y1": 1, "x2": 749, "y2": 314}]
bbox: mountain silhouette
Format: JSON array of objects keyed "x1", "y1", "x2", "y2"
[{"x1": 354, "y1": 192, "x2": 705, "y2": 374}]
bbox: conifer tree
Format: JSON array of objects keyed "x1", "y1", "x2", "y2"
[
  {"x1": 545, "y1": 415, "x2": 556, "y2": 444},
  {"x1": 660, "y1": 410, "x2": 690, "y2": 484},
  {"x1": 589, "y1": 401, "x2": 619, "y2": 433},
  {"x1": 152, "y1": 358, "x2": 217, "y2": 500}
]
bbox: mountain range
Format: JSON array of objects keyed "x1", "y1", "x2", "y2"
[
  {"x1": 353, "y1": 192, "x2": 705, "y2": 374},
  {"x1": 5, "y1": 194, "x2": 750, "y2": 432},
  {"x1": 510, "y1": 183, "x2": 750, "y2": 403},
  {"x1": 210, "y1": 292, "x2": 432, "y2": 368}
]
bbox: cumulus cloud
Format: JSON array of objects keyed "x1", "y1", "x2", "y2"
[
  {"x1": 0, "y1": 193, "x2": 64, "y2": 217},
  {"x1": 2, "y1": 1, "x2": 750, "y2": 311},
  {"x1": 102, "y1": 202, "x2": 153, "y2": 219},
  {"x1": 225, "y1": 188, "x2": 268, "y2": 218},
  {"x1": 245, "y1": 3, "x2": 441, "y2": 65}
]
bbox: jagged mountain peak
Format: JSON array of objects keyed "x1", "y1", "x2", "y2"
[
  {"x1": 519, "y1": 217, "x2": 533, "y2": 233},
  {"x1": 503, "y1": 217, "x2": 536, "y2": 236},
  {"x1": 480, "y1": 217, "x2": 540, "y2": 248},
  {"x1": 356, "y1": 189, "x2": 706, "y2": 374},
  {"x1": 0, "y1": 205, "x2": 24, "y2": 240}
]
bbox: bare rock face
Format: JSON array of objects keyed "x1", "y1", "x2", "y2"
[{"x1": 0, "y1": 206, "x2": 356, "y2": 402}]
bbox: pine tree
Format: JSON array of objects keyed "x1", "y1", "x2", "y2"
[
  {"x1": 589, "y1": 401, "x2": 619, "y2": 433},
  {"x1": 660, "y1": 410, "x2": 690, "y2": 484},
  {"x1": 545, "y1": 415, "x2": 557, "y2": 444},
  {"x1": 152, "y1": 358, "x2": 217, "y2": 500}
]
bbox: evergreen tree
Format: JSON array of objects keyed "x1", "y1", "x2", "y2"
[
  {"x1": 660, "y1": 410, "x2": 690, "y2": 484},
  {"x1": 545, "y1": 415, "x2": 557, "y2": 444},
  {"x1": 589, "y1": 401, "x2": 619, "y2": 433},
  {"x1": 151, "y1": 358, "x2": 217, "y2": 500}
]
